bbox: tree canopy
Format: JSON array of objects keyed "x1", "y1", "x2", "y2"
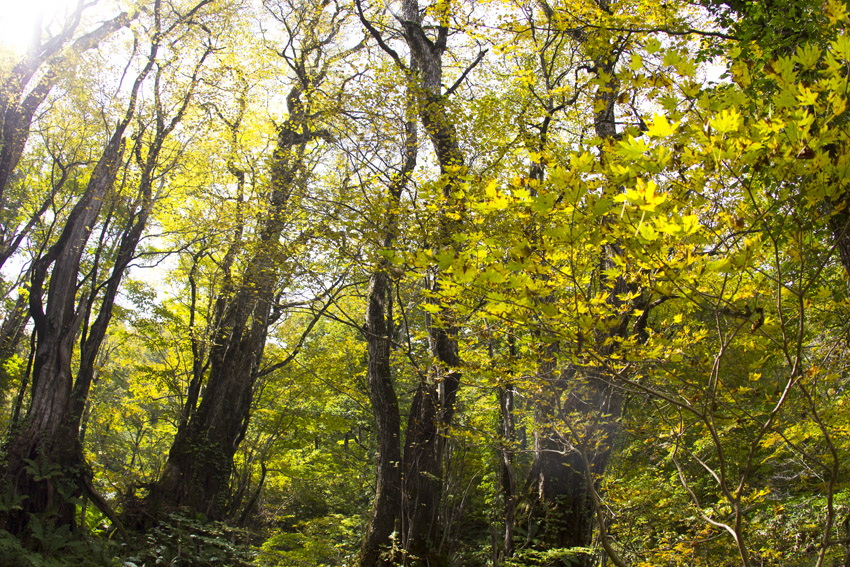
[{"x1": 1, "y1": 0, "x2": 850, "y2": 566}]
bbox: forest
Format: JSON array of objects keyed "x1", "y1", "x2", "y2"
[{"x1": 0, "y1": 0, "x2": 849, "y2": 565}]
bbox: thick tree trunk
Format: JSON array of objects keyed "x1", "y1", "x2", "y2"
[
  {"x1": 526, "y1": 371, "x2": 622, "y2": 557},
  {"x1": 523, "y1": 345, "x2": 595, "y2": 556},
  {"x1": 0, "y1": 22, "x2": 177, "y2": 535},
  {"x1": 402, "y1": 70, "x2": 464, "y2": 567},
  {"x1": 359, "y1": 103, "x2": 416, "y2": 566},
  {"x1": 357, "y1": 2, "x2": 465, "y2": 561},
  {"x1": 360, "y1": 270, "x2": 404, "y2": 567},
  {"x1": 154, "y1": 318, "x2": 269, "y2": 517},
  {"x1": 0, "y1": 11, "x2": 131, "y2": 269},
  {"x1": 151, "y1": 172, "x2": 286, "y2": 518},
  {"x1": 401, "y1": 26, "x2": 465, "y2": 567},
  {"x1": 401, "y1": 371, "x2": 462, "y2": 566},
  {"x1": 520, "y1": 45, "x2": 625, "y2": 565},
  {"x1": 0, "y1": 126, "x2": 127, "y2": 535},
  {"x1": 530, "y1": 438, "x2": 592, "y2": 550},
  {"x1": 149, "y1": 78, "x2": 323, "y2": 519}
]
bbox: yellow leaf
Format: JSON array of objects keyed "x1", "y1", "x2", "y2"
[
  {"x1": 647, "y1": 113, "x2": 677, "y2": 138},
  {"x1": 710, "y1": 109, "x2": 742, "y2": 134}
]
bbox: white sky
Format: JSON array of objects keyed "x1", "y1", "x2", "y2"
[{"x1": 0, "y1": 0, "x2": 81, "y2": 54}]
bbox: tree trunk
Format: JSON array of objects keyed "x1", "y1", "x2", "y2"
[
  {"x1": 399, "y1": 2, "x2": 466, "y2": 560},
  {"x1": 0, "y1": 22, "x2": 163, "y2": 535},
  {"x1": 498, "y1": 382, "x2": 518, "y2": 561},
  {"x1": 0, "y1": 11, "x2": 131, "y2": 269},
  {"x1": 360, "y1": 269, "x2": 404, "y2": 566},
  {"x1": 151, "y1": 163, "x2": 287, "y2": 518},
  {"x1": 355, "y1": 0, "x2": 467, "y2": 561},
  {"x1": 149, "y1": 75, "x2": 326, "y2": 518},
  {"x1": 523, "y1": 344, "x2": 595, "y2": 556},
  {"x1": 531, "y1": 436, "x2": 593, "y2": 550},
  {"x1": 519, "y1": 35, "x2": 626, "y2": 565},
  {"x1": 359, "y1": 92, "x2": 417, "y2": 566},
  {"x1": 153, "y1": 316, "x2": 270, "y2": 517},
  {"x1": 0, "y1": 125, "x2": 128, "y2": 535},
  {"x1": 526, "y1": 370, "x2": 622, "y2": 556}
]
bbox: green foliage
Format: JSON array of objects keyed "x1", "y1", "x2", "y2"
[
  {"x1": 505, "y1": 547, "x2": 594, "y2": 567},
  {"x1": 5, "y1": 0, "x2": 850, "y2": 566},
  {"x1": 256, "y1": 514, "x2": 361, "y2": 567},
  {"x1": 0, "y1": 521, "x2": 119, "y2": 567},
  {"x1": 120, "y1": 514, "x2": 256, "y2": 567}
]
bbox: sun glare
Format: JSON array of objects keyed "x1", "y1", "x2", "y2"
[{"x1": 0, "y1": 0, "x2": 82, "y2": 55}]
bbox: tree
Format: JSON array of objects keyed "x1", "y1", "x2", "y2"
[
  {"x1": 0, "y1": 0, "x2": 215, "y2": 536},
  {"x1": 353, "y1": 0, "x2": 494, "y2": 559},
  {"x1": 358, "y1": 75, "x2": 417, "y2": 567},
  {"x1": 148, "y1": 0, "x2": 355, "y2": 519},
  {"x1": 0, "y1": 2, "x2": 132, "y2": 270}
]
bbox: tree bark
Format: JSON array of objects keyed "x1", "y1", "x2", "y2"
[
  {"x1": 149, "y1": 71, "x2": 328, "y2": 518},
  {"x1": 0, "y1": 17, "x2": 162, "y2": 535},
  {"x1": 359, "y1": 112, "x2": 415, "y2": 566},
  {"x1": 499, "y1": 381, "x2": 518, "y2": 562},
  {"x1": 0, "y1": 10, "x2": 131, "y2": 269},
  {"x1": 361, "y1": 269, "x2": 405, "y2": 566},
  {"x1": 355, "y1": 1, "x2": 467, "y2": 560},
  {"x1": 0, "y1": 123, "x2": 129, "y2": 535},
  {"x1": 143, "y1": 1, "x2": 353, "y2": 517},
  {"x1": 519, "y1": 19, "x2": 627, "y2": 564},
  {"x1": 397, "y1": 3, "x2": 465, "y2": 560}
]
